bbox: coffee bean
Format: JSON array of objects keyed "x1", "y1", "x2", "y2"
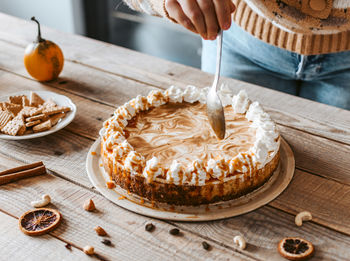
[
  {"x1": 145, "y1": 223, "x2": 155, "y2": 232},
  {"x1": 202, "y1": 241, "x2": 210, "y2": 250},
  {"x1": 101, "y1": 239, "x2": 112, "y2": 246},
  {"x1": 169, "y1": 228, "x2": 180, "y2": 235}
]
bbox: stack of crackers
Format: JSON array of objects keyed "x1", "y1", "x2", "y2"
[{"x1": 0, "y1": 92, "x2": 71, "y2": 136}]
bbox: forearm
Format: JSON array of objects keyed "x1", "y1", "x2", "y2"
[{"x1": 123, "y1": 0, "x2": 168, "y2": 18}]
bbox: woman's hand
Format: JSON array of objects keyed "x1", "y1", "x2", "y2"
[{"x1": 165, "y1": 0, "x2": 236, "y2": 40}]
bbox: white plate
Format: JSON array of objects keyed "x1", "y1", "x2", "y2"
[
  {"x1": 86, "y1": 138, "x2": 295, "y2": 221},
  {"x1": 0, "y1": 91, "x2": 76, "y2": 140}
]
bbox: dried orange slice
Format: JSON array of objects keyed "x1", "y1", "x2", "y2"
[
  {"x1": 278, "y1": 237, "x2": 314, "y2": 260},
  {"x1": 19, "y1": 208, "x2": 61, "y2": 236}
]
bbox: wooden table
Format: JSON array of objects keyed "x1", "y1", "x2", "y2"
[{"x1": 0, "y1": 13, "x2": 349, "y2": 260}]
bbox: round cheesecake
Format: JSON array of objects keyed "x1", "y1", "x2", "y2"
[{"x1": 100, "y1": 86, "x2": 280, "y2": 206}]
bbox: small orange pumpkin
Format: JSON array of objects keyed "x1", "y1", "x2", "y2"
[{"x1": 24, "y1": 17, "x2": 64, "y2": 82}]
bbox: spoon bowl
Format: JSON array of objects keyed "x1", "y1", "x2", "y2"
[{"x1": 207, "y1": 87, "x2": 226, "y2": 139}]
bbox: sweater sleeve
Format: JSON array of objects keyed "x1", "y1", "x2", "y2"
[{"x1": 123, "y1": 0, "x2": 170, "y2": 18}]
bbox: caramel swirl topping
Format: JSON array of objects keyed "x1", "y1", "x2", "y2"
[{"x1": 125, "y1": 102, "x2": 256, "y2": 168}]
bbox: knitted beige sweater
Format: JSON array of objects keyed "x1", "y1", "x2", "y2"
[{"x1": 123, "y1": 0, "x2": 350, "y2": 55}]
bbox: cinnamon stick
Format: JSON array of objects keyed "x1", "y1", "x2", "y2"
[
  {"x1": 0, "y1": 164, "x2": 46, "y2": 185},
  {"x1": 0, "y1": 161, "x2": 43, "y2": 176}
]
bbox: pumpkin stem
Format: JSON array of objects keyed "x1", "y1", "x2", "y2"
[{"x1": 31, "y1": 16, "x2": 44, "y2": 42}]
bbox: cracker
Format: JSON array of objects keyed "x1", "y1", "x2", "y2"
[
  {"x1": 5, "y1": 103, "x2": 22, "y2": 116},
  {"x1": 8, "y1": 95, "x2": 25, "y2": 105},
  {"x1": 33, "y1": 120, "x2": 52, "y2": 133},
  {"x1": 49, "y1": 112, "x2": 66, "y2": 126},
  {"x1": 0, "y1": 110, "x2": 13, "y2": 129},
  {"x1": 30, "y1": 92, "x2": 45, "y2": 107},
  {"x1": 24, "y1": 129, "x2": 33, "y2": 135},
  {"x1": 25, "y1": 113, "x2": 47, "y2": 122},
  {"x1": 25, "y1": 120, "x2": 41, "y2": 127},
  {"x1": 17, "y1": 125, "x2": 27, "y2": 136},
  {"x1": 43, "y1": 106, "x2": 70, "y2": 116},
  {"x1": 0, "y1": 102, "x2": 10, "y2": 111},
  {"x1": 1, "y1": 114, "x2": 25, "y2": 136},
  {"x1": 12, "y1": 114, "x2": 24, "y2": 124},
  {"x1": 20, "y1": 106, "x2": 43, "y2": 117},
  {"x1": 42, "y1": 98, "x2": 56, "y2": 108},
  {"x1": 22, "y1": 96, "x2": 30, "y2": 107}
]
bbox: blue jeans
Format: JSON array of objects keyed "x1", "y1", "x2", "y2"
[{"x1": 202, "y1": 23, "x2": 350, "y2": 110}]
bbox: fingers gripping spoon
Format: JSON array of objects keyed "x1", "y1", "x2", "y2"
[{"x1": 206, "y1": 30, "x2": 226, "y2": 140}]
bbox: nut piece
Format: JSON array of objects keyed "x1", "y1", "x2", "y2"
[
  {"x1": 233, "y1": 235, "x2": 246, "y2": 250},
  {"x1": 94, "y1": 226, "x2": 107, "y2": 236},
  {"x1": 169, "y1": 228, "x2": 180, "y2": 235},
  {"x1": 295, "y1": 211, "x2": 312, "y2": 227},
  {"x1": 101, "y1": 239, "x2": 112, "y2": 246},
  {"x1": 106, "y1": 181, "x2": 115, "y2": 189},
  {"x1": 31, "y1": 194, "x2": 51, "y2": 208},
  {"x1": 145, "y1": 223, "x2": 155, "y2": 232},
  {"x1": 202, "y1": 241, "x2": 210, "y2": 250},
  {"x1": 83, "y1": 245, "x2": 95, "y2": 255},
  {"x1": 83, "y1": 199, "x2": 96, "y2": 211}
]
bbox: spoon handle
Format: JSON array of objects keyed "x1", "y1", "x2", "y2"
[{"x1": 212, "y1": 30, "x2": 223, "y2": 92}]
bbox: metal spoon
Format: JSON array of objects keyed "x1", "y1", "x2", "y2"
[{"x1": 206, "y1": 30, "x2": 226, "y2": 140}]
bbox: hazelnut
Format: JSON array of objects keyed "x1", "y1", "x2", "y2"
[
  {"x1": 94, "y1": 226, "x2": 107, "y2": 236},
  {"x1": 83, "y1": 199, "x2": 96, "y2": 212},
  {"x1": 83, "y1": 245, "x2": 94, "y2": 255}
]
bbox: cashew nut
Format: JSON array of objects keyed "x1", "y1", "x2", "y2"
[
  {"x1": 31, "y1": 194, "x2": 51, "y2": 208},
  {"x1": 295, "y1": 211, "x2": 312, "y2": 227},
  {"x1": 233, "y1": 235, "x2": 246, "y2": 250}
]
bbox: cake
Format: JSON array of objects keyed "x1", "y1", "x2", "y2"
[{"x1": 100, "y1": 85, "x2": 280, "y2": 206}]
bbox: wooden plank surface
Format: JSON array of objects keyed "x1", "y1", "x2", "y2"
[
  {"x1": 270, "y1": 169, "x2": 350, "y2": 235},
  {"x1": 175, "y1": 206, "x2": 350, "y2": 261},
  {"x1": 278, "y1": 125, "x2": 350, "y2": 185},
  {"x1": 0, "y1": 129, "x2": 92, "y2": 187},
  {"x1": 0, "y1": 154, "x2": 254, "y2": 261},
  {"x1": 0, "y1": 12, "x2": 349, "y2": 145},
  {"x1": 0, "y1": 41, "x2": 157, "y2": 108},
  {"x1": 0, "y1": 62, "x2": 350, "y2": 236},
  {"x1": 1, "y1": 154, "x2": 350, "y2": 260},
  {"x1": 0, "y1": 11, "x2": 349, "y2": 261},
  {"x1": 0, "y1": 67, "x2": 116, "y2": 140},
  {"x1": 0, "y1": 45, "x2": 349, "y2": 187},
  {"x1": 0, "y1": 127, "x2": 349, "y2": 238},
  {"x1": 0, "y1": 211, "x2": 91, "y2": 260}
]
